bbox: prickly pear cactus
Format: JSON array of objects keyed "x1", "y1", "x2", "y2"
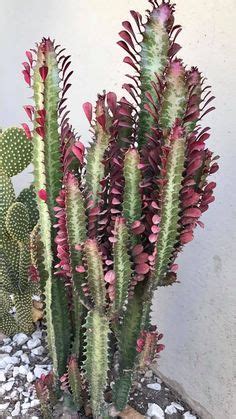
[{"x1": 0, "y1": 127, "x2": 38, "y2": 335}]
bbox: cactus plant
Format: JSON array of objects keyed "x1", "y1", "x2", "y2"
[
  {"x1": 0, "y1": 127, "x2": 39, "y2": 335},
  {"x1": 20, "y1": 1, "x2": 219, "y2": 417}
]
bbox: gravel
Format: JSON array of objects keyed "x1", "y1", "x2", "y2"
[
  {"x1": 0, "y1": 327, "x2": 199, "y2": 419},
  {"x1": 0, "y1": 326, "x2": 50, "y2": 418}
]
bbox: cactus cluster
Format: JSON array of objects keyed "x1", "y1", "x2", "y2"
[
  {"x1": 0, "y1": 127, "x2": 39, "y2": 335},
  {"x1": 0, "y1": 0, "x2": 218, "y2": 417}
]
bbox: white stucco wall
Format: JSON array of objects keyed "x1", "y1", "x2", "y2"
[{"x1": 0, "y1": 1, "x2": 235, "y2": 418}]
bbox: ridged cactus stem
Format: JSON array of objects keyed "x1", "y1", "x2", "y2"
[{"x1": 26, "y1": 38, "x2": 72, "y2": 376}]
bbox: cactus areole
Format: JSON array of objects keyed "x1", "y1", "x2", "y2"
[{"x1": 16, "y1": 1, "x2": 219, "y2": 417}]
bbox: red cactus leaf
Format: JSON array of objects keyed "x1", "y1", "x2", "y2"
[
  {"x1": 97, "y1": 113, "x2": 106, "y2": 131},
  {"x1": 210, "y1": 163, "x2": 219, "y2": 174},
  {"x1": 107, "y1": 92, "x2": 117, "y2": 114},
  {"x1": 180, "y1": 231, "x2": 194, "y2": 244},
  {"x1": 22, "y1": 62, "x2": 31, "y2": 73},
  {"x1": 39, "y1": 66, "x2": 48, "y2": 81},
  {"x1": 169, "y1": 43, "x2": 181, "y2": 57},
  {"x1": 76, "y1": 265, "x2": 86, "y2": 273},
  {"x1": 72, "y1": 144, "x2": 84, "y2": 164},
  {"x1": 112, "y1": 197, "x2": 121, "y2": 205},
  {"x1": 21, "y1": 123, "x2": 32, "y2": 139},
  {"x1": 134, "y1": 253, "x2": 149, "y2": 263},
  {"x1": 170, "y1": 264, "x2": 178, "y2": 273},
  {"x1": 187, "y1": 159, "x2": 203, "y2": 176},
  {"x1": 38, "y1": 109, "x2": 46, "y2": 119},
  {"x1": 133, "y1": 224, "x2": 145, "y2": 234},
  {"x1": 151, "y1": 225, "x2": 161, "y2": 234},
  {"x1": 82, "y1": 102, "x2": 93, "y2": 124},
  {"x1": 38, "y1": 189, "x2": 47, "y2": 202},
  {"x1": 123, "y1": 56, "x2": 139, "y2": 72},
  {"x1": 197, "y1": 220, "x2": 205, "y2": 229},
  {"x1": 104, "y1": 270, "x2": 115, "y2": 284},
  {"x1": 135, "y1": 263, "x2": 150, "y2": 275},
  {"x1": 204, "y1": 181, "x2": 216, "y2": 192},
  {"x1": 183, "y1": 208, "x2": 202, "y2": 218},
  {"x1": 152, "y1": 215, "x2": 161, "y2": 225},
  {"x1": 149, "y1": 234, "x2": 157, "y2": 243},
  {"x1": 35, "y1": 126, "x2": 45, "y2": 138},
  {"x1": 23, "y1": 105, "x2": 34, "y2": 121},
  {"x1": 26, "y1": 50, "x2": 33, "y2": 67},
  {"x1": 119, "y1": 30, "x2": 136, "y2": 50},
  {"x1": 132, "y1": 244, "x2": 144, "y2": 256},
  {"x1": 122, "y1": 21, "x2": 138, "y2": 42},
  {"x1": 22, "y1": 70, "x2": 31, "y2": 86}
]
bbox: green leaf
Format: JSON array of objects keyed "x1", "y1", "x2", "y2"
[
  {"x1": 138, "y1": 7, "x2": 171, "y2": 148},
  {"x1": 84, "y1": 239, "x2": 106, "y2": 311},
  {"x1": 153, "y1": 136, "x2": 186, "y2": 286},
  {"x1": 113, "y1": 285, "x2": 143, "y2": 411},
  {"x1": 65, "y1": 173, "x2": 87, "y2": 302},
  {"x1": 159, "y1": 60, "x2": 187, "y2": 131},
  {"x1": 111, "y1": 218, "x2": 132, "y2": 316},
  {"x1": 84, "y1": 310, "x2": 110, "y2": 418},
  {"x1": 123, "y1": 149, "x2": 142, "y2": 225},
  {"x1": 68, "y1": 356, "x2": 83, "y2": 409}
]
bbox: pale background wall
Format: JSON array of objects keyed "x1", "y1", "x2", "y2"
[{"x1": 0, "y1": 1, "x2": 235, "y2": 418}]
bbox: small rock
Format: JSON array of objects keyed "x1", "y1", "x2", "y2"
[
  {"x1": 19, "y1": 364, "x2": 29, "y2": 375},
  {"x1": 10, "y1": 390, "x2": 18, "y2": 399},
  {"x1": 145, "y1": 370, "x2": 153, "y2": 378},
  {"x1": 21, "y1": 402, "x2": 31, "y2": 410},
  {"x1": 0, "y1": 345, "x2": 12, "y2": 354},
  {"x1": 31, "y1": 417, "x2": 40, "y2": 419},
  {"x1": 3, "y1": 381, "x2": 14, "y2": 392},
  {"x1": 0, "y1": 355, "x2": 19, "y2": 368},
  {"x1": 165, "y1": 404, "x2": 177, "y2": 415},
  {"x1": 172, "y1": 402, "x2": 184, "y2": 411},
  {"x1": 13, "y1": 333, "x2": 28, "y2": 346},
  {"x1": 183, "y1": 412, "x2": 197, "y2": 419},
  {"x1": 0, "y1": 371, "x2": 6, "y2": 382},
  {"x1": 21, "y1": 353, "x2": 30, "y2": 364},
  {"x1": 3, "y1": 338, "x2": 11, "y2": 345},
  {"x1": 4, "y1": 363, "x2": 13, "y2": 374},
  {"x1": 12, "y1": 367, "x2": 19, "y2": 377},
  {"x1": 34, "y1": 365, "x2": 48, "y2": 378},
  {"x1": 11, "y1": 401, "x2": 21, "y2": 416},
  {"x1": 31, "y1": 329, "x2": 42, "y2": 340},
  {"x1": 0, "y1": 387, "x2": 5, "y2": 396},
  {"x1": 30, "y1": 399, "x2": 40, "y2": 408},
  {"x1": 31, "y1": 345, "x2": 44, "y2": 356},
  {"x1": 14, "y1": 350, "x2": 23, "y2": 357},
  {"x1": 27, "y1": 337, "x2": 41, "y2": 350},
  {"x1": 0, "y1": 402, "x2": 10, "y2": 411},
  {"x1": 27, "y1": 371, "x2": 35, "y2": 383},
  {"x1": 146, "y1": 403, "x2": 164, "y2": 419},
  {"x1": 147, "y1": 383, "x2": 161, "y2": 391}
]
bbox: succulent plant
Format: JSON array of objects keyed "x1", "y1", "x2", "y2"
[
  {"x1": 21, "y1": 1, "x2": 219, "y2": 417},
  {"x1": 0, "y1": 127, "x2": 38, "y2": 335}
]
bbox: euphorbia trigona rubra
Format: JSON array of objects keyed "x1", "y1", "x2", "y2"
[{"x1": 21, "y1": 1, "x2": 218, "y2": 417}]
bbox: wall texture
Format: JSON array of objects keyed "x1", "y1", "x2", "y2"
[{"x1": 0, "y1": 1, "x2": 235, "y2": 418}]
